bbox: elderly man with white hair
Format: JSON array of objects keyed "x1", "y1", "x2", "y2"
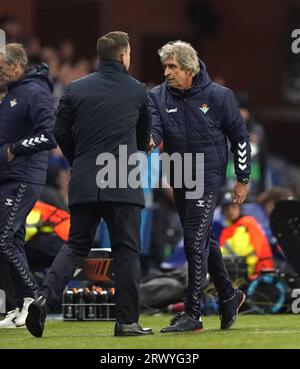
[{"x1": 149, "y1": 40, "x2": 251, "y2": 333}]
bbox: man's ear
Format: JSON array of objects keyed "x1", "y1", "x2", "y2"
[
  {"x1": 120, "y1": 52, "x2": 126, "y2": 66},
  {"x1": 14, "y1": 61, "x2": 25, "y2": 78},
  {"x1": 14, "y1": 61, "x2": 21, "y2": 71},
  {"x1": 183, "y1": 69, "x2": 192, "y2": 77}
]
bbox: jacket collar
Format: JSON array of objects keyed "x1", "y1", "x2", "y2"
[
  {"x1": 96, "y1": 58, "x2": 127, "y2": 74},
  {"x1": 8, "y1": 63, "x2": 53, "y2": 92}
]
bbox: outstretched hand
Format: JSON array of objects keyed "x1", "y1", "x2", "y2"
[{"x1": 148, "y1": 136, "x2": 156, "y2": 153}]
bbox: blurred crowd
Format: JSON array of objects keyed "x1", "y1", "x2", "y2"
[{"x1": 1, "y1": 14, "x2": 300, "y2": 281}]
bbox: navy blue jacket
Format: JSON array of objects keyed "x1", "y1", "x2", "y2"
[
  {"x1": 0, "y1": 64, "x2": 57, "y2": 185},
  {"x1": 149, "y1": 60, "x2": 251, "y2": 190},
  {"x1": 55, "y1": 59, "x2": 151, "y2": 207}
]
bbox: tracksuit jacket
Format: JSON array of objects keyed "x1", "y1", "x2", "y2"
[
  {"x1": 149, "y1": 60, "x2": 251, "y2": 190},
  {"x1": 0, "y1": 64, "x2": 57, "y2": 185}
]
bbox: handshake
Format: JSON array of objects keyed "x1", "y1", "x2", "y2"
[{"x1": 147, "y1": 135, "x2": 157, "y2": 153}]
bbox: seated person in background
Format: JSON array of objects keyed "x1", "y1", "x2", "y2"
[
  {"x1": 256, "y1": 187, "x2": 295, "y2": 270},
  {"x1": 25, "y1": 199, "x2": 70, "y2": 274},
  {"x1": 257, "y1": 187, "x2": 294, "y2": 218},
  {"x1": 220, "y1": 194, "x2": 275, "y2": 280}
]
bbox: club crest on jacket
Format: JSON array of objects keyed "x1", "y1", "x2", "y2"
[
  {"x1": 10, "y1": 98, "x2": 17, "y2": 107},
  {"x1": 199, "y1": 103, "x2": 209, "y2": 114}
]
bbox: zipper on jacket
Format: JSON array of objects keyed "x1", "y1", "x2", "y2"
[
  {"x1": 182, "y1": 95, "x2": 193, "y2": 192},
  {"x1": 183, "y1": 96, "x2": 190, "y2": 156}
]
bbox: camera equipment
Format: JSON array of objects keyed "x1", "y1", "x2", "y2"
[{"x1": 246, "y1": 199, "x2": 300, "y2": 314}]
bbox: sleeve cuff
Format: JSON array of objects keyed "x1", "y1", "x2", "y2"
[{"x1": 151, "y1": 132, "x2": 162, "y2": 147}]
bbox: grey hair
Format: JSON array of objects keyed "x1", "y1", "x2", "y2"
[
  {"x1": 1, "y1": 43, "x2": 28, "y2": 70},
  {"x1": 158, "y1": 40, "x2": 200, "y2": 77}
]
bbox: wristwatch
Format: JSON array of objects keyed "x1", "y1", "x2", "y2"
[{"x1": 238, "y1": 178, "x2": 249, "y2": 185}]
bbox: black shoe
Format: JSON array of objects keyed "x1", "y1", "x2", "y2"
[
  {"x1": 25, "y1": 296, "x2": 48, "y2": 338},
  {"x1": 161, "y1": 312, "x2": 204, "y2": 333},
  {"x1": 114, "y1": 322, "x2": 154, "y2": 336},
  {"x1": 219, "y1": 289, "x2": 246, "y2": 330}
]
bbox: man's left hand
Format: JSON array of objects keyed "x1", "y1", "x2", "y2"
[
  {"x1": 232, "y1": 182, "x2": 248, "y2": 205},
  {"x1": 7, "y1": 145, "x2": 15, "y2": 162}
]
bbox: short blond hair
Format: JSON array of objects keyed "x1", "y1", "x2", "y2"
[{"x1": 158, "y1": 40, "x2": 200, "y2": 77}]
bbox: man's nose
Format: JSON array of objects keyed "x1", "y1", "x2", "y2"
[{"x1": 164, "y1": 67, "x2": 170, "y2": 77}]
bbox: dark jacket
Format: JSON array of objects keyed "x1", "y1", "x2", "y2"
[
  {"x1": 55, "y1": 59, "x2": 151, "y2": 207},
  {"x1": 0, "y1": 64, "x2": 57, "y2": 185},
  {"x1": 149, "y1": 60, "x2": 251, "y2": 191}
]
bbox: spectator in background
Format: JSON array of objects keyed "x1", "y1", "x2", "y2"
[
  {"x1": 257, "y1": 187, "x2": 294, "y2": 217},
  {"x1": 25, "y1": 195, "x2": 70, "y2": 277},
  {"x1": 0, "y1": 15, "x2": 25, "y2": 44},
  {"x1": 27, "y1": 37, "x2": 42, "y2": 58},
  {"x1": 267, "y1": 154, "x2": 300, "y2": 198},
  {"x1": 52, "y1": 62, "x2": 74, "y2": 108},
  {"x1": 46, "y1": 147, "x2": 70, "y2": 205},
  {"x1": 58, "y1": 40, "x2": 75, "y2": 64},
  {"x1": 72, "y1": 60, "x2": 92, "y2": 80},
  {"x1": 243, "y1": 187, "x2": 294, "y2": 249},
  {"x1": 151, "y1": 185, "x2": 183, "y2": 270},
  {"x1": 255, "y1": 187, "x2": 295, "y2": 268},
  {"x1": 41, "y1": 47, "x2": 59, "y2": 66},
  {"x1": 1, "y1": 33, "x2": 93, "y2": 111},
  {"x1": 220, "y1": 193, "x2": 275, "y2": 280}
]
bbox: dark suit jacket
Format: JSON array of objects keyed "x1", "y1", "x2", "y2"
[{"x1": 55, "y1": 59, "x2": 151, "y2": 207}]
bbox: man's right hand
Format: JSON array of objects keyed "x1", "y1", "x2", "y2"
[
  {"x1": 148, "y1": 136, "x2": 156, "y2": 152},
  {"x1": 7, "y1": 145, "x2": 15, "y2": 162}
]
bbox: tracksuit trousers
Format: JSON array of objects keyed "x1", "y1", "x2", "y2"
[
  {"x1": 0, "y1": 181, "x2": 42, "y2": 310},
  {"x1": 173, "y1": 188, "x2": 234, "y2": 320}
]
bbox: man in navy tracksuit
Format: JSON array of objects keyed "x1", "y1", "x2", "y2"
[
  {"x1": 0, "y1": 44, "x2": 56, "y2": 327},
  {"x1": 149, "y1": 41, "x2": 251, "y2": 332}
]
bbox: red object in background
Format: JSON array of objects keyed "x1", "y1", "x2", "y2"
[{"x1": 220, "y1": 215, "x2": 275, "y2": 278}]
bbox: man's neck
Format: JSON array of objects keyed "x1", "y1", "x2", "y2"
[{"x1": 180, "y1": 77, "x2": 193, "y2": 91}]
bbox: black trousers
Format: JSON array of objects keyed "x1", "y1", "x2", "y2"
[
  {"x1": 41, "y1": 202, "x2": 142, "y2": 324},
  {"x1": 0, "y1": 181, "x2": 42, "y2": 310},
  {"x1": 173, "y1": 189, "x2": 234, "y2": 320}
]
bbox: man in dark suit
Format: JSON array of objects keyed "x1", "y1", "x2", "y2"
[{"x1": 26, "y1": 32, "x2": 153, "y2": 337}]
